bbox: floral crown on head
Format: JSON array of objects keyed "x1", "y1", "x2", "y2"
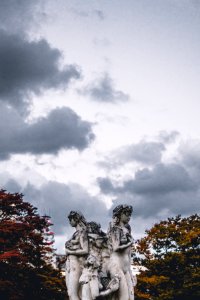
[
  {"x1": 112, "y1": 204, "x2": 133, "y2": 218},
  {"x1": 68, "y1": 211, "x2": 87, "y2": 226}
]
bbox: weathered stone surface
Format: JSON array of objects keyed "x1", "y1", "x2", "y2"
[{"x1": 65, "y1": 205, "x2": 135, "y2": 300}]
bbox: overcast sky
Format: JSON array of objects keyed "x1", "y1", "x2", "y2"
[{"x1": 0, "y1": 0, "x2": 200, "y2": 252}]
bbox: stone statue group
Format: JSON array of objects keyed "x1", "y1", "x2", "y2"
[{"x1": 65, "y1": 204, "x2": 136, "y2": 300}]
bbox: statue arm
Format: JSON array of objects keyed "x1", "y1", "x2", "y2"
[
  {"x1": 65, "y1": 230, "x2": 89, "y2": 256},
  {"x1": 112, "y1": 228, "x2": 133, "y2": 251},
  {"x1": 114, "y1": 241, "x2": 133, "y2": 251}
]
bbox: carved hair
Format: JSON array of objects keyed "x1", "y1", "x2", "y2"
[
  {"x1": 113, "y1": 204, "x2": 132, "y2": 218},
  {"x1": 68, "y1": 211, "x2": 87, "y2": 228},
  {"x1": 88, "y1": 221, "x2": 107, "y2": 244},
  {"x1": 88, "y1": 221, "x2": 101, "y2": 234},
  {"x1": 111, "y1": 204, "x2": 133, "y2": 226},
  {"x1": 107, "y1": 204, "x2": 133, "y2": 242}
]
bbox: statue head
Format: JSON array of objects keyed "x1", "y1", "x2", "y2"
[
  {"x1": 88, "y1": 221, "x2": 101, "y2": 234},
  {"x1": 112, "y1": 204, "x2": 133, "y2": 225},
  {"x1": 86, "y1": 254, "x2": 100, "y2": 269},
  {"x1": 68, "y1": 211, "x2": 87, "y2": 228},
  {"x1": 88, "y1": 221, "x2": 107, "y2": 248}
]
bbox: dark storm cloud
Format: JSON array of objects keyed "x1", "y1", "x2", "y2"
[
  {"x1": 3, "y1": 179, "x2": 109, "y2": 234},
  {"x1": 0, "y1": 30, "x2": 81, "y2": 114},
  {"x1": 98, "y1": 162, "x2": 199, "y2": 218},
  {"x1": 109, "y1": 189, "x2": 200, "y2": 222},
  {"x1": 177, "y1": 141, "x2": 200, "y2": 186},
  {"x1": 179, "y1": 141, "x2": 200, "y2": 170},
  {"x1": 80, "y1": 73, "x2": 129, "y2": 103},
  {"x1": 0, "y1": 105, "x2": 94, "y2": 159},
  {"x1": 0, "y1": 0, "x2": 43, "y2": 34},
  {"x1": 98, "y1": 135, "x2": 200, "y2": 219},
  {"x1": 123, "y1": 163, "x2": 196, "y2": 194},
  {"x1": 119, "y1": 141, "x2": 165, "y2": 165},
  {"x1": 98, "y1": 177, "x2": 115, "y2": 195},
  {"x1": 0, "y1": 1, "x2": 92, "y2": 160},
  {"x1": 99, "y1": 140, "x2": 166, "y2": 170}
]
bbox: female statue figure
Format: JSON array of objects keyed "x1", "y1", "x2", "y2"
[
  {"x1": 107, "y1": 204, "x2": 134, "y2": 300},
  {"x1": 79, "y1": 221, "x2": 109, "y2": 299},
  {"x1": 87, "y1": 221, "x2": 109, "y2": 269},
  {"x1": 65, "y1": 211, "x2": 89, "y2": 300},
  {"x1": 79, "y1": 254, "x2": 101, "y2": 300}
]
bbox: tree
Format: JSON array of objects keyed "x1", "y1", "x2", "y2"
[
  {"x1": 0, "y1": 189, "x2": 67, "y2": 299},
  {"x1": 134, "y1": 214, "x2": 200, "y2": 300}
]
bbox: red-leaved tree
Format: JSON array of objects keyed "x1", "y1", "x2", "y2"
[{"x1": 0, "y1": 189, "x2": 66, "y2": 300}]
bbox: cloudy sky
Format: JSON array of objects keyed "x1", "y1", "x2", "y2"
[{"x1": 0, "y1": 0, "x2": 200, "y2": 252}]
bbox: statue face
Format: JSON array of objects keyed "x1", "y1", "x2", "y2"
[
  {"x1": 95, "y1": 237, "x2": 103, "y2": 248},
  {"x1": 87, "y1": 224, "x2": 92, "y2": 233},
  {"x1": 69, "y1": 217, "x2": 77, "y2": 227},
  {"x1": 120, "y1": 211, "x2": 131, "y2": 224},
  {"x1": 87, "y1": 255, "x2": 96, "y2": 265}
]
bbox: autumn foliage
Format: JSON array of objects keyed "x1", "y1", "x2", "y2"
[
  {"x1": 134, "y1": 214, "x2": 200, "y2": 300},
  {"x1": 0, "y1": 190, "x2": 66, "y2": 299},
  {"x1": 1, "y1": 189, "x2": 199, "y2": 299}
]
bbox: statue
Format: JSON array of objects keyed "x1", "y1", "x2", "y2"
[
  {"x1": 65, "y1": 205, "x2": 135, "y2": 300},
  {"x1": 78, "y1": 221, "x2": 107, "y2": 299},
  {"x1": 65, "y1": 211, "x2": 89, "y2": 300},
  {"x1": 79, "y1": 254, "x2": 101, "y2": 300},
  {"x1": 107, "y1": 204, "x2": 134, "y2": 300},
  {"x1": 87, "y1": 221, "x2": 109, "y2": 271}
]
